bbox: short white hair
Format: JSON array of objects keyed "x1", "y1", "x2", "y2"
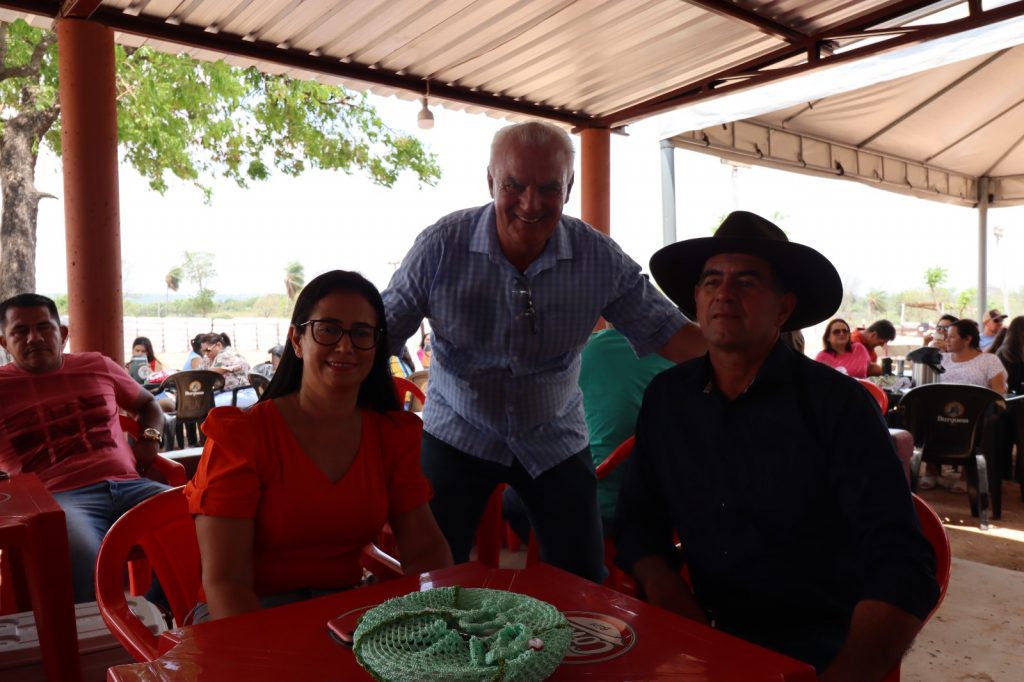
[{"x1": 489, "y1": 121, "x2": 574, "y2": 174}]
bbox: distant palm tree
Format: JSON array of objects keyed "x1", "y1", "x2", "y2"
[
  {"x1": 285, "y1": 262, "x2": 305, "y2": 301},
  {"x1": 164, "y1": 266, "x2": 182, "y2": 303},
  {"x1": 866, "y1": 289, "x2": 888, "y2": 317}
]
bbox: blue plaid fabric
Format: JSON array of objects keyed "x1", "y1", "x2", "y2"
[{"x1": 383, "y1": 204, "x2": 688, "y2": 477}]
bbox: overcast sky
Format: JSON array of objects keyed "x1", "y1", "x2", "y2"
[{"x1": 29, "y1": 92, "x2": 1024, "y2": 309}]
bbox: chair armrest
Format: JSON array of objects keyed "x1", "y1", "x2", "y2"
[
  {"x1": 595, "y1": 436, "x2": 635, "y2": 480},
  {"x1": 360, "y1": 544, "x2": 403, "y2": 581},
  {"x1": 150, "y1": 455, "x2": 188, "y2": 486}
]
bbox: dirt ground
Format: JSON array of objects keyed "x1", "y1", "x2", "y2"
[{"x1": 917, "y1": 479, "x2": 1024, "y2": 573}]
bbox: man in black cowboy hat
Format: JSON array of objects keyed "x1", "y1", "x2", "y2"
[{"x1": 614, "y1": 212, "x2": 939, "y2": 679}]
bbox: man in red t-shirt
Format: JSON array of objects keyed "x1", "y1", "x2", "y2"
[
  {"x1": 851, "y1": 319, "x2": 897, "y2": 377},
  {"x1": 0, "y1": 293, "x2": 169, "y2": 602}
]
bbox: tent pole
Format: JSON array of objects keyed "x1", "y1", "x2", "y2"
[
  {"x1": 977, "y1": 177, "x2": 989, "y2": 319},
  {"x1": 660, "y1": 140, "x2": 677, "y2": 246}
]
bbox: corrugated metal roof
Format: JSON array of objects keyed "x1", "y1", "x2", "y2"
[{"x1": 4, "y1": 1, "x2": 1019, "y2": 130}]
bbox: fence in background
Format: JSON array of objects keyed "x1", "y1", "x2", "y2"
[{"x1": 123, "y1": 317, "x2": 290, "y2": 356}]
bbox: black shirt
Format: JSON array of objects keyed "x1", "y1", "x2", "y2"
[{"x1": 615, "y1": 341, "x2": 939, "y2": 668}]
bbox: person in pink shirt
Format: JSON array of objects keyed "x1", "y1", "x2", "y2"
[
  {"x1": 815, "y1": 318, "x2": 871, "y2": 378},
  {"x1": 0, "y1": 293, "x2": 169, "y2": 603}
]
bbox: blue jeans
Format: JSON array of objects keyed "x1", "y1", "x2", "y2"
[
  {"x1": 52, "y1": 478, "x2": 170, "y2": 603},
  {"x1": 421, "y1": 432, "x2": 606, "y2": 583}
]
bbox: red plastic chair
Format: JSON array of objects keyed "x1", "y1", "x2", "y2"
[
  {"x1": 855, "y1": 378, "x2": 889, "y2": 414},
  {"x1": 376, "y1": 378, "x2": 429, "y2": 555},
  {"x1": 882, "y1": 493, "x2": 951, "y2": 681},
  {"x1": 96, "y1": 486, "x2": 404, "y2": 662},
  {"x1": 508, "y1": 436, "x2": 637, "y2": 594},
  {"x1": 393, "y1": 375, "x2": 426, "y2": 411}
]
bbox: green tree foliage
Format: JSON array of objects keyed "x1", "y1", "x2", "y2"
[
  {"x1": 924, "y1": 267, "x2": 948, "y2": 304},
  {"x1": 180, "y1": 251, "x2": 217, "y2": 317},
  {"x1": 956, "y1": 288, "x2": 977, "y2": 318},
  {"x1": 252, "y1": 294, "x2": 289, "y2": 318},
  {"x1": 52, "y1": 293, "x2": 67, "y2": 315},
  {"x1": 0, "y1": 19, "x2": 441, "y2": 300}
]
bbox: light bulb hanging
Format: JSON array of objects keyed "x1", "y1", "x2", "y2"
[{"x1": 417, "y1": 79, "x2": 434, "y2": 130}]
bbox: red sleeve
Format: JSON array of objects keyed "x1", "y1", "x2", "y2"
[
  {"x1": 378, "y1": 411, "x2": 433, "y2": 518},
  {"x1": 102, "y1": 354, "x2": 145, "y2": 408},
  {"x1": 185, "y1": 407, "x2": 262, "y2": 518}
]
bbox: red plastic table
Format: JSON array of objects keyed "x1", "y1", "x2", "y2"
[
  {"x1": 0, "y1": 473, "x2": 81, "y2": 682},
  {"x1": 107, "y1": 562, "x2": 815, "y2": 681}
]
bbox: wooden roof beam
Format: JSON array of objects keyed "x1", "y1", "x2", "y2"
[
  {"x1": 682, "y1": 0, "x2": 809, "y2": 44},
  {"x1": 60, "y1": 0, "x2": 104, "y2": 19}
]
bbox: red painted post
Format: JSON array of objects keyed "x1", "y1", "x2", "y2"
[
  {"x1": 57, "y1": 18, "x2": 124, "y2": 363},
  {"x1": 580, "y1": 128, "x2": 611, "y2": 236}
]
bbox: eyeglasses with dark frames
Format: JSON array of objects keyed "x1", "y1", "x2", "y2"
[
  {"x1": 511, "y1": 278, "x2": 538, "y2": 334},
  {"x1": 830, "y1": 328, "x2": 850, "y2": 335},
  {"x1": 298, "y1": 319, "x2": 381, "y2": 350}
]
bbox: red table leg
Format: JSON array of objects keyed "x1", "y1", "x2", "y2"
[{"x1": 23, "y1": 509, "x2": 82, "y2": 682}]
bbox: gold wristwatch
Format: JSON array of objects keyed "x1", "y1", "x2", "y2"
[{"x1": 141, "y1": 427, "x2": 162, "y2": 444}]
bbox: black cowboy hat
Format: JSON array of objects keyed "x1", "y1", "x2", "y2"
[{"x1": 649, "y1": 211, "x2": 842, "y2": 332}]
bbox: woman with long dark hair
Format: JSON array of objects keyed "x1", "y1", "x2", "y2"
[
  {"x1": 996, "y1": 316, "x2": 1024, "y2": 394},
  {"x1": 185, "y1": 270, "x2": 452, "y2": 621},
  {"x1": 814, "y1": 318, "x2": 871, "y2": 378},
  {"x1": 129, "y1": 336, "x2": 164, "y2": 372}
]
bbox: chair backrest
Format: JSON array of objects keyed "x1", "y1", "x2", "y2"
[
  {"x1": 96, "y1": 489, "x2": 403, "y2": 662},
  {"x1": 912, "y1": 493, "x2": 951, "y2": 615},
  {"x1": 95, "y1": 487, "x2": 200, "y2": 661},
  {"x1": 595, "y1": 435, "x2": 635, "y2": 480},
  {"x1": 247, "y1": 372, "x2": 270, "y2": 398},
  {"x1": 393, "y1": 375, "x2": 426, "y2": 410},
  {"x1": 855, "y1": 378, "x2": 889, "y2": 414},
  {"x1": 160, "y1": 370, "x2": 225, "y2": 420},
  {"x1": 880, "y1": 493, "x2": 952, "y2": 682},
  {"x1": 408, "y1": 369, "x2": 429, "y2": 392},
  {"x1": 899, "y1": 383, "x2": 1006, "y2": 460}
]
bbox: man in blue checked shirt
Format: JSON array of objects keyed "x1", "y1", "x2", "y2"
[{"x1": 382, "y1": 121, "x2": 706, "y2": 582}]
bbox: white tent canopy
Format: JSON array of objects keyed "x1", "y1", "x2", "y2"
[{"x1": 659, "y1": 15, "x2": 1024, "y2": 315}]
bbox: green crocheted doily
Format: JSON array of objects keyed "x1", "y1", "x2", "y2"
[{"x1": 353, "y1": 586, "x2": 572, "y2": 681}]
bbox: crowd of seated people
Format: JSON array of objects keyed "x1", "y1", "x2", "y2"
[{"x1": 3, "y1": 123, "x2": 951, "y2": 682}]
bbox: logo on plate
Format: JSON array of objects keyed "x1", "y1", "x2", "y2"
[{"x1": 561, "y1": 611, "x2": 636, "y2": 664}]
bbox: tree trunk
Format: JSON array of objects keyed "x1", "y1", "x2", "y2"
[{"x1": 0, "y1": 106, "x2": 59, "y2": 301}]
